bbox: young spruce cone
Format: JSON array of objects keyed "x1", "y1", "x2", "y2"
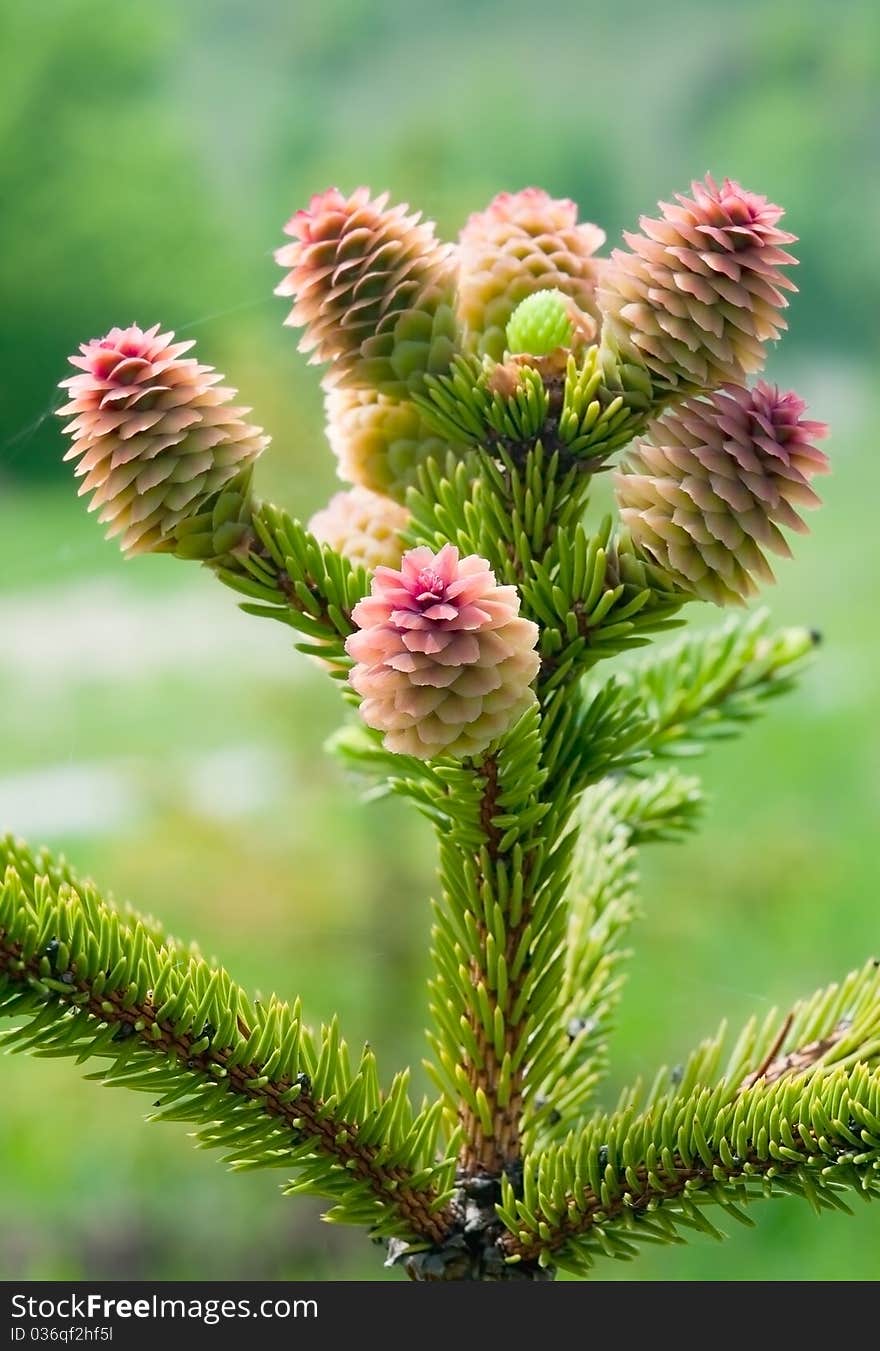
[
  {"x1": 599, "y1": 175, "x2": 797, "y2": 394},
  {"x1": 309, "y1": 486, "x2": 409, "y2": 573},
  {"x1": 457, "y1": 188, "x2": 605, "y2": 360},
  {"x1": 615, "y1": 382, "x2": 828, "y2": 605},
  {"x1": 275, "y1": 188, "x2": 458, "y2": 398},
  {"x1": 325, "y1": 386, "x2": 457, "y2": 502},
  {"x1": 58, "y1": 324, "x2": 267, "y2": 557},
  {"x1": 347, "y1": 544, "x2": 539, "y2": 759}
]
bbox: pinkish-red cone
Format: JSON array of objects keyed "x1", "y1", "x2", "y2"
[
  {"x1": 600, "y1": 176, "x2": 797, "y2": 393},
  {"x1": 58, "y1": 324, "x2": 267, "y2": 556},
  {"x1": 346, "y1": 544, "x2": 540, "y2": 759},
  {"x1": 615, "y1": 382, "x2": 829, "y2": 604},
  {"x1": 275, "y1": 188, "x2": 458, "y2": 397}
]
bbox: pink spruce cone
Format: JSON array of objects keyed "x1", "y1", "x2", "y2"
[
  {"x1": 346, "y1": 544, "x2": 540, "y2": 759},
  {"x1": 457, "y1": 188, "x2": 605, "y2": 360},
  {"x1": 599, "y1": 176, "x2": 797, "y2": 393},
  {"x1": 275, "y1": 187, "x2": 458, "y2": 397},
  {"x1": 309, "y1": 486, "x2": 409, "y2": 573},
  {"x1": 615, "y1": 382, "x2": 828, "y2": 605},
  {"x1": 58, "y1": 324, "x2": 268, "y2": 556}
]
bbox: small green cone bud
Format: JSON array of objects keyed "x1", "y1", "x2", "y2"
[{"x1": 506, "y1": 290, "x2": 575, "y2": 357}]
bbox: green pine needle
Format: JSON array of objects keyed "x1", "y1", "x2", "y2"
[
  {"x1": 0, "y1": 840, "x2": 456, "y2": 1244},
  {"x1": 503, "y1": 959, "x2": 880, "y2": 1274}
]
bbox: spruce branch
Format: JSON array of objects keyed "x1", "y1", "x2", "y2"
[
  {"x1": 503, "y1": 1064, "x2": 880, "y2": 1274},
  {"x1": 545, "y1": 612, "x2": 816, "y2": 802},
  {"x1": 405, "y1": 345, "x2": 658, "y2": 606},
  {"x1": 335, "y1": 711, "x2": 577, "y2": 1178},
  {"x1": 500, "y1": 960, "x2": 880, "y2": 1275},
  {"x1": 405, "y1": 444, "x2": 592, "y2": 595},
  {"x1": 212, "y1": 500, "x2": 370, "y2": 668},
  {"x1": 413, "y1": 347, "x2": 651, "y2": 466},
  {"x1": 640, "y1": 959, "x2": 880, "y2": 1115},
  {"x1": 526, "y1": 522, "x2": 685, "y2": 690},
  {"x1": 737, "y1": 1018, "x2": 850, "y2": 1094},
  {"x1": 0, "y1": 837, "x2": 201, "y2": 961},
  {"x1": 0, "y1": 840, "x2": 455, "y2": 1244},
  {"x1": 609, "y1": 769, "x2": 706, "y2": 845},
  {"x1": 609, "y1": 610, "x2": 818, "y2": 763}
]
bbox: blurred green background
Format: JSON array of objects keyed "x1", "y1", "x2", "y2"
[{"x1": 1, "y1": 0, "x2": 878, "y2": 1281}]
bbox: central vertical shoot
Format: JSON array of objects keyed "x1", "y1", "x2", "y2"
[
  {"x1": 453, "y1": 753, "x2": 530, "y2": 1174},
  {"x1": 422, "y1": 445, "x2": 590, "y2": 1183}
]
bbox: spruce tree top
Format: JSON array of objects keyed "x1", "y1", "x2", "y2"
[{"x1": 2, "y1": 174, "x2": 873, "y2": 1285}]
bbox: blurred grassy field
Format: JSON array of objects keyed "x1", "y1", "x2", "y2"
[{"x1": 1, "y1": 0, "x2": 879, "y2": 1281}]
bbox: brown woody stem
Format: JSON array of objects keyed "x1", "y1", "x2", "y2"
[{"x1": 738, "y1": 1017, "x2": 849, "y2": 1094}]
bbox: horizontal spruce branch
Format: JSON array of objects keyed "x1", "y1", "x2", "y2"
[
  {"x1": 502, "y1": 957, "x2": 880, "y2": 1273},
  {"x1": 0, "y1": 842, "x2": 454, "y2": 1245},
  {"x1": 214, "y1": 501, "x2": 370, "y2": 668},
  {"x1": 613, "y1": 610, "x2": 818, "y2": 761},
  {"x1": 501, "y1": 1062, "x2": 880, "y2": 1270}
]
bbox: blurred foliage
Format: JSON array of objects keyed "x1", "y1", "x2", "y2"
[
  {"x1": 2, "y1": 0, "x2": 878, "y2": 488},
  {"x1": 1, "y1": 0, "x2": 879, "y2": 1282}
]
